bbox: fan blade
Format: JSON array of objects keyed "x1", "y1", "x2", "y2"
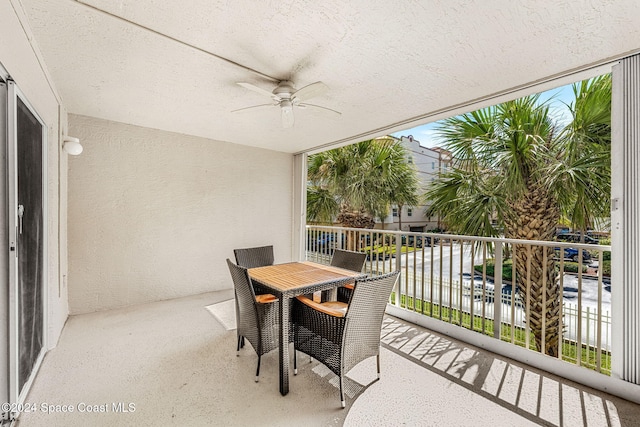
[
  {"x1": 231, "y1": 104, "x2": 275, "y2": 113},
  {"x1": 298, "y1": 103, "x2": 341, "y2": 118},
  {"x1": 237, "y1": 82, "x2": 279, "y2": 100},
  {"x1": 291, "y1": 81, "x2": 328, "y2": 102}
]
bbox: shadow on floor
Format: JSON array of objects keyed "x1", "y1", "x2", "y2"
[{"x1": 379, "y1": 316, "x2": 640, "y2": 427}]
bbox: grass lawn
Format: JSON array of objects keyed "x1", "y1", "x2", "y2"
[
  {"x1": 391, "y1": 292, "x2": 611, "y2": 374},
  {"x1": 363, "y1": 244, "x2": 418, "y2": 257}
]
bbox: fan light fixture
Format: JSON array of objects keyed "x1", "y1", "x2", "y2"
[
  {"x1": 233, "y1": 80, "x2": 341, "y2": 128},
  {"x1": 63, "y1": 136, "x2": 83, "y2": 155}
]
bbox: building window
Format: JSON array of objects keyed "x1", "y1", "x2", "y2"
[
  {"x1": 432, "y1": 161, "x2": 435, "y2": 170},
  {"x1": 407, "y1": 209, "x2": 413, "y2": 217},
  {"x1": 407, "y1": 156, "x2": 413, "y2": 164},
  {"x1": 392, "y1": 208, "x2": 398, "y2": 217}
]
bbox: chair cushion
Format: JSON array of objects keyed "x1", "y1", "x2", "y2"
[
  {"x1": 312, "y1": 291, "x2": 322, "y2": 303},
  {"x1": 295, "y1": 295, "x2": 347, "y2": 317},
  {"x1": 321, "y1": 301, "x2": 348, "y2": 316},
  {"x1": 255, "y1": 294, "x2": 278, "y2": 304}
]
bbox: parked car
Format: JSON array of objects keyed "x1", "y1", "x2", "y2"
[
  {"x1": 555, "y1": 247, "x2": 592, "y2": 263},
  {"x1": 308, "y1": 232, "x2": 344, "y2": 251},
  {"x1": 556, "y1": 233, "x2": 599, "y2": 244},
  {"x1": 484, "y1": 284, "x2": 523, "y2": 306},
  {"x1": 400, "y1": 235, "x2": 438, "y2": 247},
  {"x1": 366, "y1": 250, "x2": 391, "y2": 261},
  {"x1": 462, "y1": 273, "x2": 495, "y2": 296},
  {"x1": 362, "y1": 234, "x2": 377, "y2": 246}
]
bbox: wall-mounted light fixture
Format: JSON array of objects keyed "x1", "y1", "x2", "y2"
[{"x1": 63, "y1": 136, "x2": 83, "y2": 155}]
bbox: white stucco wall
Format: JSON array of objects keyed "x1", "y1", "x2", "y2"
[
  {"x1": 67, "y1": 114, "x2": 293, "y2": 314},
  {"x1": 1, "y1": 1, "x2": 68, "y2": 351}
]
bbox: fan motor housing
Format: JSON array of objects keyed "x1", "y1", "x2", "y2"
[{"x1": 272, "y1": 81, "x2": 295, "y2": 99}]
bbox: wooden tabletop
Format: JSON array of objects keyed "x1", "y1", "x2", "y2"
[{"x1": 248, "y1": 261, "x2": 362, "y2": 293}]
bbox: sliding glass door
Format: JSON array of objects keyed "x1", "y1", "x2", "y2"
[
  {"x1": 3, "y1": 77, "x2": 47, "y2": 412},
  {"x1": 0, "y1": 75, "x2": 8, "y2": 413}
]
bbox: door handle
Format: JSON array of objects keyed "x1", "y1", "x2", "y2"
[{"x1": 17, "y1": 204, "x2": 24, "y2": 234}]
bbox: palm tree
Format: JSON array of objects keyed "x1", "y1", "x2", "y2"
[
  {"x1": 558, "y1": 76, "x2": 612, "y2": 239},
  {"x1": 307, "y1": 138, "x2": 419, "y2": 232},
  {"x1": 425, "y1": 75, "x2": 611, "y2": 356}
]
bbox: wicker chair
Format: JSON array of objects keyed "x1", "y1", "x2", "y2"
[
  {"x1": 226, "y1": 259, "x2": 279, "y2": 382},
  {"x1": 292, "y1": 270, "x2": 400, "y2": 407},
  {"x1": 234, "y1": 245, "x2": 275, "y2": 298},
  {"x1": 330, "y1": 249, "x2": 367, "y2": 303}
]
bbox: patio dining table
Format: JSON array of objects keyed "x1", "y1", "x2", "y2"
[{"x1": 248, "y1": 260, "x2": 365, "y2": 396}]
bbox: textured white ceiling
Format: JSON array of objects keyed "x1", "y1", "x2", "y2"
[{"x1": 20, "y1": 0, "x2": 640, "y2": 153}]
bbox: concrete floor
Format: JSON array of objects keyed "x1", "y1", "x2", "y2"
[{"x1": 16, "y1": 291, "x2": 640, "y2": 426}]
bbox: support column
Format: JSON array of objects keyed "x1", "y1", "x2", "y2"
[{"x1": 292, "y1": 153, "x2": 307, "y2": 262}]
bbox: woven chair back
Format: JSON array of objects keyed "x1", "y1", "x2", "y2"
[
  {"x1": 330, "y1": 249, "x2": 366, "y2": 272},
  {"x1": 234, "y1": 245, "x2": 274, "y2": 268},
  {"x1": 226, "y1": 259, "x2": 261, "y2": 350},
  {"x1": 343, "y1": 270, "x2": 400, "y2": 373}
]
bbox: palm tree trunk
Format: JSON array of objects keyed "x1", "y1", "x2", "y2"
[
  {"x1": 505, "y1": 184, "x2": 561, "y2": 357},
  {"x1": 337, "y1": 206, "x2": 375, "y2": 251}
]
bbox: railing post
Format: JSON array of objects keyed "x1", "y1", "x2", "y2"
[
  {"x1": 394, "y1": 235, "x2": 402, "y2": 306},
  {"x1": 493, "y1": 241, "x2": 503, "y2": 340}
]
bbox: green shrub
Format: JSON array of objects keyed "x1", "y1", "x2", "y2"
[
  {"x1": 602, "y1": 260, "x2": 611, "y2": 276},
  {"x1": 562, "y1": 263, "x2": 588, "y2": 273},
  {"x1": 477, "y1": 258, "x2": 594, "y2": 278},
  {"x1": 475, "y1": 259, "x2": 512, "y2": 281}
]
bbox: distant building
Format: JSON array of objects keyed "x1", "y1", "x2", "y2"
[{"x1": 377, "y1": 135, "x2": 452, "y2": 232}]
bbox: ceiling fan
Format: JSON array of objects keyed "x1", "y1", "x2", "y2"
[{"x1": 232, "y1": 80, "x2": 341, "y2": 128}]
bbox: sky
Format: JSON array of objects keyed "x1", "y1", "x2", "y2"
[{"x1": 391, "y1": 83, "x2": 576, "y2": 148}]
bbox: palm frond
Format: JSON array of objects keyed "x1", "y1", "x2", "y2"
[
  {"x1": 307, "y1": 138, "x2": 420, "y2": 226},
  {"x1": 306, "y1": 186, "x2": 339, "y2": 224}
]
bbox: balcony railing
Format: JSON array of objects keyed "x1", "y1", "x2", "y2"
[{"x1": 305, "y1": 225, "x2": 612, "y2": 375}]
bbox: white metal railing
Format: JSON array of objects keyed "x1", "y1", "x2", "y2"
[{"x1": 305, "y1": 225, "x2": 613, "y2": 374}]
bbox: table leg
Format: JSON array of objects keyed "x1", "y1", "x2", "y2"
[{"x1": 278, "y1": 294, "x2": 290, "y2": 396}]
